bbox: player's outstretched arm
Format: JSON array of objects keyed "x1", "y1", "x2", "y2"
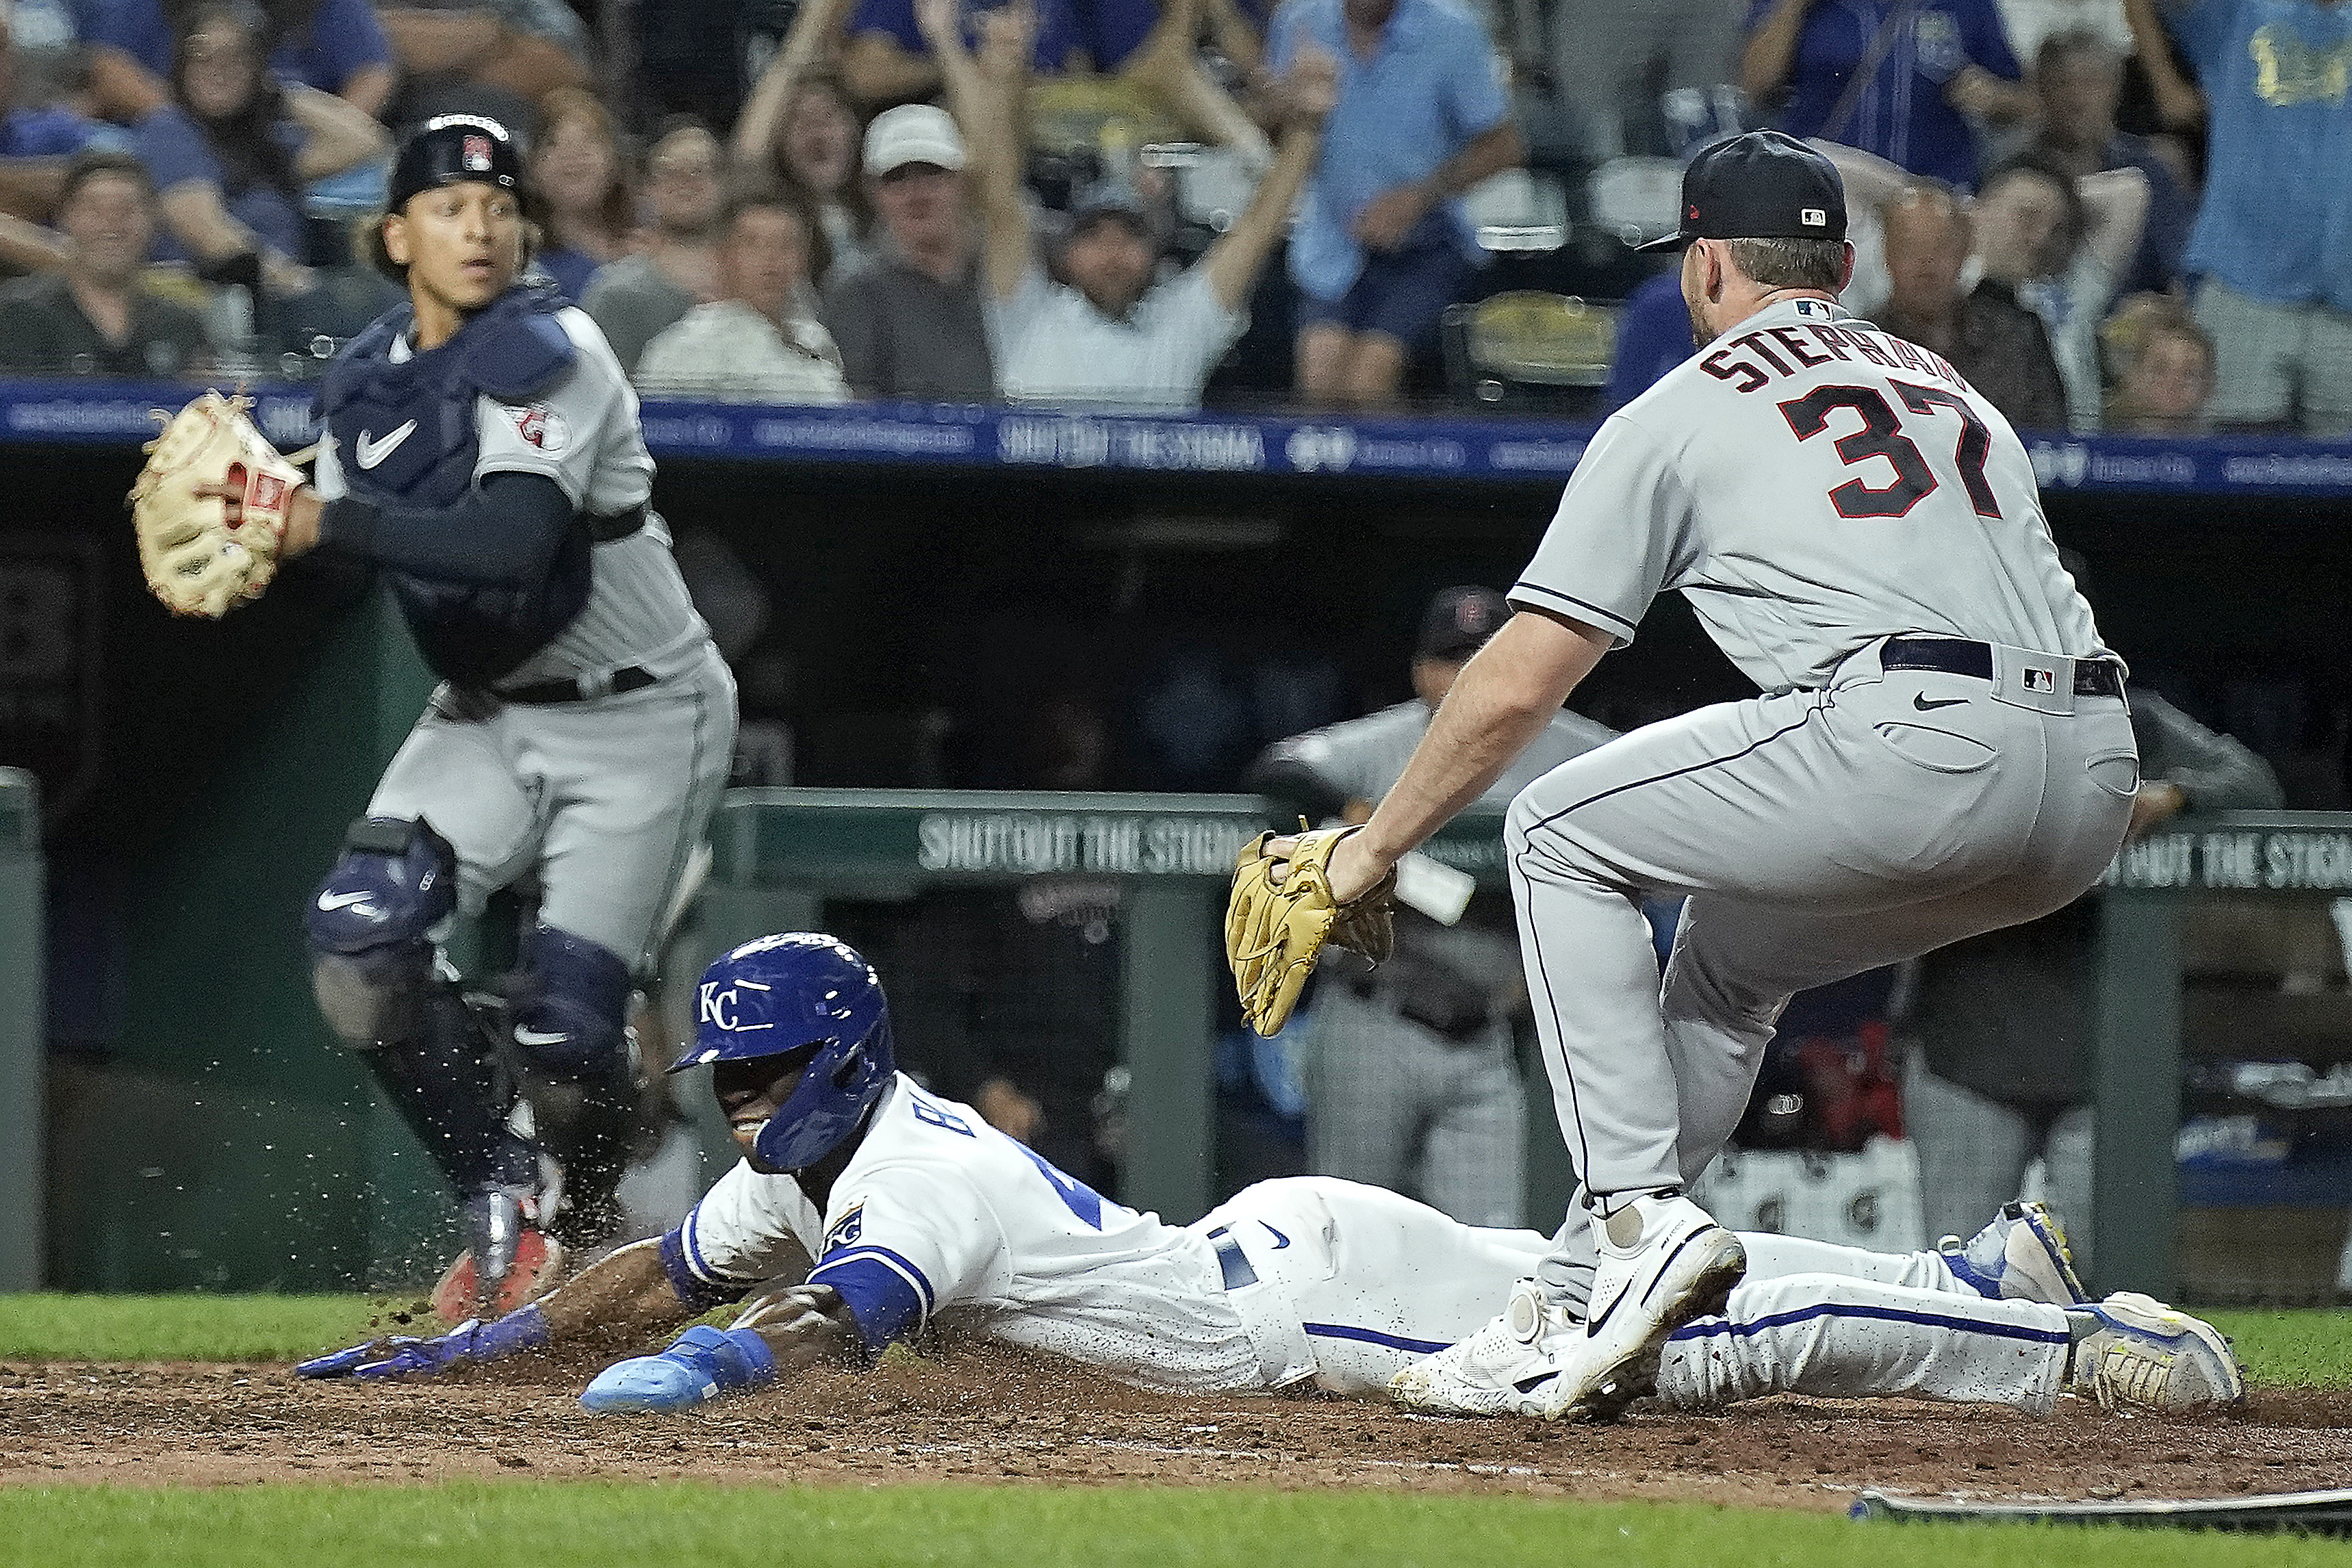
[
  {"x1": 1317, "y1": 608, "x2": 1611, "y2": 903},
  {"x1": 576, "y1": 1284, "x2": 860, "y2": 1413},
  {"x1": 295, "y1": 1236, "x2": 698, "y2": 1380}
]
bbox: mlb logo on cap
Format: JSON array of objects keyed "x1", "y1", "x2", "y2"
[
  {"x1": 463, "y1": 135, "x2": 492, "y2": 172},
  {"x1": 1801, "y1": 207, "x2": 1826, "y2": 227}
]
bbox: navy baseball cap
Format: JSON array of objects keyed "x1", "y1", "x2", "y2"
[
  {"x1": 1417, "y1": 586, "x2": 1511, "y2": 660},
  {"x1": 1634, "y1": 131, "x2": 1848, "y2": 253},
  {"x1": 388, "y1": 114, "x2": 528, "y2": 211}
]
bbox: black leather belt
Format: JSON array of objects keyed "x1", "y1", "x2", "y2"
[
  {"x1": 1884, "y1": 637, "x2": 2123, "y2": 697},
  {"x1": 590, "y1": 504, "x2": 648, "y2": 541},
  {"x1": 498, "y1": 665, "x2": 658, "y2": 704}
]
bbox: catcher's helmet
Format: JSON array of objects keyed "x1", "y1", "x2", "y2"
[
  {"x1": 389, "y1": 113, "x2": 528, "y2": 211},
  {"x1": 672, "y1": 933, "x2": 895, "y2": 1171}
]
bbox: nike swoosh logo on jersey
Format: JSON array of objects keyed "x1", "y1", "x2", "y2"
[
  {"x1": 1913, "y1": 694, "x2": 1969, "y2": 711},
  {"x1": 513, "y1": 1026, "x2": 574, "y2": 1048},
  {"x1": 1262, "y1": 1223, "x2": 1291, "y2": 1250},
  {"x1": 354, "y1": 420, "x2": 417, "y2": 469},
  {"x1": 316, "y1": 890, "x2": 377, "y2": 912}
]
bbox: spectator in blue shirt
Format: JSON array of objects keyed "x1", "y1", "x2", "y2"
[
  {"x1": 2, "y1": 8, "x2": 133, "y2": 271},
  {"x1": 1269, "y1": 0, "x2": 1524, "y2": 407},
  {"x1": 1740, "y1": 0, "x2": 2032, "y2": 188},
  {"x1": 1601, "y1": 266, "x2": 1696, "y2": 409},
  {"x1": 133, "y1": 0, "x2": 386, "y2": 295},
  {"x1": 84, "y1": 0, "x2": 392, "y2": 123},
  {"x1": 2125, "y1": 0, "x2": 2352, "y2": 432}
]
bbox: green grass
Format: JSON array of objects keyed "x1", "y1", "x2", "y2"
[
  {"x1": 2, "y1": 1483, "x2": 2349, "y2": 1568},
  {"x1": 0, "y1": 1294, "x2": 389, "y2": 1362},
  {"x1": 2207, "y1": 1309, "x2": 2352, "y2": 1389},
  {"x1": 4, "y1": 1296, "x2": 2352, "y2": 1387}
]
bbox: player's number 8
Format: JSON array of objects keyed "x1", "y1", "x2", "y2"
[{"x1": 1778, "y1": 382, "x2": 2004, "y2": 522}]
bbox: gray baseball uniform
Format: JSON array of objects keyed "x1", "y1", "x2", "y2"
[
  {"x1": 1252, "y1": 701, "x2": 1616, "y2": 1228},
  {"x1": 1502, "y1": 296, "x2": 2137, "y2": 1302},
  {"x1": 314, "y1": 306, "x2": 737, "y2": 970}
]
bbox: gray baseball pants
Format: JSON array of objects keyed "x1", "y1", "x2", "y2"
[{"x1": 1506, "y1": 639, "x2": 2136, "y2": 1301}]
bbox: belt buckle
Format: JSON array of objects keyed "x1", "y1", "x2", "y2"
[{"x1": 1988, "y1": 643, "x2": 2075, "y2": 715}]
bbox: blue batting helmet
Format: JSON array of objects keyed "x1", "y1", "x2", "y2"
[{"x1": 672, "y1": 932, "x2": 895, "y2": 1170}]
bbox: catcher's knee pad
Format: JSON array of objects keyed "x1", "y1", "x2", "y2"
[
  {"x1": 511, "y1": 923, "x2": 632, "y2": 1083},
  {"x1": 305, "y1": 816, "x2": 459, "y2": 1049}
]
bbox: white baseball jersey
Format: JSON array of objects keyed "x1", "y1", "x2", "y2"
[
  {"x1": 312, "y1": 305, "x2": 710, "y2": 689},
  {"x1": 676, "y1": 1075, "x2": 1268, "y2": 1391},
  {"x1": 1514, "y1": 296, "x2": 2109, "y2": 693}
]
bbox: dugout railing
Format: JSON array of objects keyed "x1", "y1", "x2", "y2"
[{"x1": 1, "y1": 768, "x2": 42, "y2": 1289}]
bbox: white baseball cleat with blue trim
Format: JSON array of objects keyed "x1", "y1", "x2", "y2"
[
  {"x1": 1941, "y1": 1200, "x2": 2088, "y2": 1305},
  {"x1": 1389, "y1": 1279, "x2": 1576, "y2": 1415},
  {"x1": 580, "y1": 1324, "x2": 776, "y2": 1414},
  {"x1": 2065, "y1": 1292, "x2": 2245, "y2": 1413}
]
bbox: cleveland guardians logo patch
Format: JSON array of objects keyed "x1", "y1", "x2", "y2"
[{"x1": 511, "y1": 404, "x2": 569, "y2": 453}]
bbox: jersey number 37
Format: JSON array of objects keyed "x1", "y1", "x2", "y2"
[{"x1": 1780, "y1": 381, "x2": 2003, "y2": 522}]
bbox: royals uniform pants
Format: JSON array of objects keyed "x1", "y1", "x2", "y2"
[
  {"x1": 1201, "y1": 1177, "x2": 2077, "y2": 1411},
  {"x1": 1500, "y1": 640, "x2": 2136, "y2": 1298},
  {"x1": 369, "y1": 644, "x2": 738, "y2": 971}
]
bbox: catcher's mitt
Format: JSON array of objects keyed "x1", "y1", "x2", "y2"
[
  {"x1": 1225, "y1": 824, "x2": 1397, "y2": 1037},
  {"x1": 128, "y1": 390, "x2": 307, "y2": 618}
]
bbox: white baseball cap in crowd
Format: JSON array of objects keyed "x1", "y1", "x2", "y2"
[{"x1": 862, "y1": 104, "x2": 968, "y2": 177}]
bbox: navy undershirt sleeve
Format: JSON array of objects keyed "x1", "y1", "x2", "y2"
[{"x1": 318, "y1": 470, "x2": 576, "y2": 585}]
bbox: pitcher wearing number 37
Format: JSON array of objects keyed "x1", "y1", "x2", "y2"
[{"x1": 1285, "y1": 131, "x2": 2137, "y2": 1421}]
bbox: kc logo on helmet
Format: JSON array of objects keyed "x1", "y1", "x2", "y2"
[
  {"x1": 463, "y1": 135, "x2": 493, "y2": 172},
  {"x1": 698, "y1": 978, "x2": 774, "y2": 1032}
]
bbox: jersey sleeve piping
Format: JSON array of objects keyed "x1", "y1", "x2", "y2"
[
  {"x1": 809, "y1": 1242, "x2": 938, "y2": 1318},
  {"x1": 1507, "y1": 580, "x2": 1639, "y2": 642}
]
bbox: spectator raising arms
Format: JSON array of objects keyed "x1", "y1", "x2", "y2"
[
  {"x1": 817, "y1": 103, "x2": 996, "y2": 401},
  {"x1": 374, "y1": 0, "x2": 588, "y2": 138},
  {"x1": 84, "y1": 0, "x2": 394, "y2": 122},
  {"x1": 135, "y1": 0, "x2": 389, "y2": 298},
  {"x1": 1874, "y1": 179, "x2": 2070, "y2": 428},
  {"x1": 732, "y1": 0, "x2": 873, "y2": 280},
  {"x1": 0, "y1": 148, "x2": 207, "y2": 374},
  {"x1": 1741, "y1": 0, "x2": 2032, "y2": 188},
  {"x1": 926, "y1": 0, "x2": 1335, "y2": 411},
  {"x1": 2125, "y1": 0, "x2": 2352, "y2": 433},
  {"x1": 635, "y1": 185, "x2": 851, "y2": 403},
  {"x1": 1270, "y1": 0, "x2": 1526, "y2": 408},
  {"x1": 528, "y1": 86, "x2": 634, "y2": 300},
  {"x1": 579, "y1": 118, "x2": 724, "y2": 374},
  {"x1": 2026, "y1": 27, "x2": 2190, "y2": 296}
]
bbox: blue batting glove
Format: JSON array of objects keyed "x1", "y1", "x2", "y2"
[
  {"x1": 296, "y1": 1305, "x2": 550, "y2": 1380},
  {"x1": 580, "y1": 1324, "x2": 776, "y2": 1413}
]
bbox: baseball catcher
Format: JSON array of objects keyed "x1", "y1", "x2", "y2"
[
  {"x1": 1226, "y1": 824, "x2": 1397, "y2": 1036},
  {"x1": 127, "y1": 389, "x2": 309, "y2": 618}
]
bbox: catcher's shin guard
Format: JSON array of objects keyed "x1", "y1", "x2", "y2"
[
  {"x1": 308, "y1": 816, "x2": 538, "y2": 1196},
  {"x1": 509, "y1": 925, "x2": 644, "y2": 1247}
]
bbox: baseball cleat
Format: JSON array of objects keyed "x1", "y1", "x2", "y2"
[
  {"x1": 1941, "y1": 1200, "x2": 2088, "y2": 1305},
  {"x1": 580, "y1": 1325, "x2": 777, "y2": 1414},
  {"x1": 1522, "y1": 1191, "x2": 1745, "y2": 1422},
  {"x1": 431, "y1": 1188, "x2": 564, "y2": 1326},
  {"x1": 1390, "y1": 1279, "x2": 1578, "y2": 1415},
  {"x1": 2065, "y1": 1292, "x2": 2245, "y2": 1414}
]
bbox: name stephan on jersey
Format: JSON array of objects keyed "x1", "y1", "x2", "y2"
[{"x1": 916, "y1": 811, "x2": 1257, "y2": 876}]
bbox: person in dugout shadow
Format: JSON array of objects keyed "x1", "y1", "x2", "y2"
[{"x1": 1245, "y1": 587, "x2": 1615, "y2": 1227}]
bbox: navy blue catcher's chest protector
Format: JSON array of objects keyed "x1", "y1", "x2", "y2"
[{"x1": 318, "y1": 283, "x2": 591, "y2": 686}]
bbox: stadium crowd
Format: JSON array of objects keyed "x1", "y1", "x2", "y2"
[{"x1": 0, "y1": 0, "x2": 2340, "y2": 426}]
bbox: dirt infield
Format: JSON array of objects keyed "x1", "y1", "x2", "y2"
[{"x1": 5, "y1": 1349, "x2": 2351, "y2": 1507}]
